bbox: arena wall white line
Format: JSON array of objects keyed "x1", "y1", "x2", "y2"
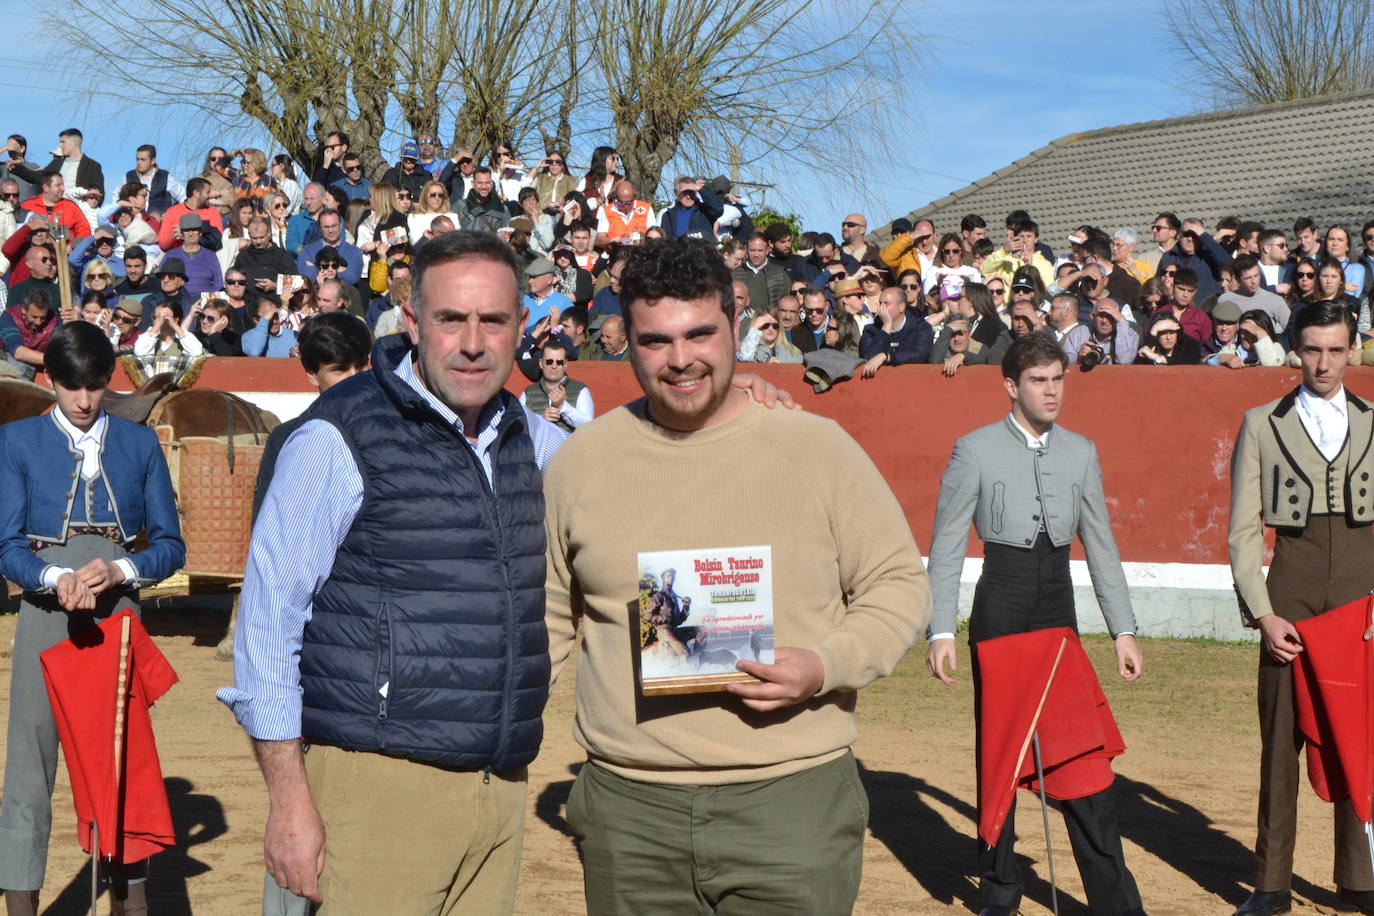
[
  {"x1": 932, "y1": 558, "x2": 1259, "y2": 642},
  {"x1": 243, "y1": 391, "x2": 1259, "y2": 641}
]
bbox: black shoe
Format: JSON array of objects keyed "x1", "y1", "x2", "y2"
[
  {"x1": 978, "y1": 908, "x2": 1014, "y2": 916},
  {"x1": 1234, "y1": 889, "x2": 1292, "y2": 916},
  {"x1": 1337, "y1": 886, "x2": 1374, "y2": 914}
]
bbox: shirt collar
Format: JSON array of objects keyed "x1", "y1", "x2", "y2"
[
  {"x1": 1008, "y1": 412, "x2": 1051, "y2": 449},
  {"x1": 396, "y1": 349, "x2": 504, "y2": 440},
  {"x1": 1298, "y1": 384, "x2": 1347, "y2": 418},
  {"x1": 51, "y1": 406, "x2": 108, "y2": 448}
]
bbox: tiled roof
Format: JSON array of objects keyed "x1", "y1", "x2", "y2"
[{"x1": 903, "y1": 90, "x2": 1374, "y2": 248}]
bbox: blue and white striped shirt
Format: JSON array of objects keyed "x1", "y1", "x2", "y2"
[{"x1": 215, "y1": 353, "x2": 567, "y2": 741}]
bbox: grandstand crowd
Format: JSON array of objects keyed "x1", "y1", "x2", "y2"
[{"x1": 2, "y1": 125, "x2": 1370, "y2": 391}]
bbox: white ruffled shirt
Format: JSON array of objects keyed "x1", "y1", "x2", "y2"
[
  {"x1": 40, "y1": 409, "x2": 138, "y2": 588},
  {"x1": 1296, "y1": 384, "x2": 1348, "y2": 462}
]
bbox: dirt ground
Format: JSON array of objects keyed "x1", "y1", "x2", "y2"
[{"x1": 0, "y1": 603, "x2": 1359, "y2": 915}]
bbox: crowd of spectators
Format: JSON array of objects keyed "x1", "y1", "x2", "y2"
[{"x1": 3, "y1": 124, "x2": 1371, "y2": 390}]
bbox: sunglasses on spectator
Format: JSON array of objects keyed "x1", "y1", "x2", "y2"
[
  {"x1": 829, "y1": 271, "x2": 847, "y2": 280},
  {"x1": 1365, "y1": 234, "x2": 1374, "y2": 242},
  {"x1": 226, "y1": 278, "x2": 247, "y2": 285},
  {"x1": 987, "y1": 286, "x2": 1005, "y2": 295},
  {"x1": 397, "y1": 192, "x2": 412, "y2": 199},
  {"x1": 88, "y1": 272, "x2": 111, "y2": 279},
  {"x1": 543, "y1": 358, "x2": 565, "y2": 366},
  {"x1": 1151, "y1": 224, "x2": 1169, "y2": 231},
  {"x1": 113, "y1": 313, "x2": 137, "y2": 324},
  {"x1": 1296, "y1": 271, "x2": 1316, "y2": 279},
  {"x1": 841, "y1": 221, "x2": 862, "y2": 228},
  {"x1": 900, "y1": 283, "x2": 920, "y2": 290},
  {"x1": 759, "y1": 322, "x2": 778, "y2": 330},
  {"x1": 345, "y1": 164, "x2": 362, "y2": 172},
  {"x1": 427, "y1": 191, "x2": 444, "y2": 198},
  {"x1": 318, "y1": 260, "x2": 341, "y2": 268},
  {"x1": 272, "y1": 201, "x2": 286, "y2": 208},
  {"x1": 0, "y1": 191, "x2": 17, "y2": 200},
  {"x1": 547, "y1": 158, "x2": 564, "y2": 164},
  {"x1": 35, "y1": 256, "x2": 53, "y2": 264},
  {"x1": 941, "y1": 247, "x2": 961, "y2": 255},
  {"x1": 418, "y1": 138, "x2": 435, "y2": 144},
  {"x1": 804, "y1": 306, "x2": 828, "y2": 314},
  {"x1": 1162, "y1": 269, "x2": 1177, "y2": 276}
]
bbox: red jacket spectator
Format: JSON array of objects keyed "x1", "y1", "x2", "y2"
[
  {"x1": 1, "y1": 223, "x2": 49, "y2": 285},
  {"x1": 19, "y1": 195, "x2": 89, "y2": 240},
  {"x1": 156, "y1": 201, "x2": 223, "y2": 252}
]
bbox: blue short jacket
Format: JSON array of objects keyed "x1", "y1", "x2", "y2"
[{"x1": 0, "y1": 411, "x2": 185, "y2": 590}]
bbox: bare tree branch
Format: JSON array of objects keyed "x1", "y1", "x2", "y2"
[
  {"x1": 1162, "y1": 0, "x2": 1374, "y2": 108},
  {"x1": 585, "y1": 0, "x2": 920, "y2": 199}
]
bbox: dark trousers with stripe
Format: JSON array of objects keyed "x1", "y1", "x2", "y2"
[{"x1": 970, "y1": 535, "x2": 1144, "y2": 915}]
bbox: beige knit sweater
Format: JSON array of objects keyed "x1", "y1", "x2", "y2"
[{"x1": 545, "y1": 396, "x2": 932, "y2": 785}]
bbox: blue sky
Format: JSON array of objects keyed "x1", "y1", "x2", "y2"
[{"x1": 1, "y1": 2, "x2": 1190, "y2": 236}]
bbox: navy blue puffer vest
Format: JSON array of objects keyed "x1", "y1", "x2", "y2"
[{"x1": 298, "y1": 334, "x2": 549, "y2": 771}]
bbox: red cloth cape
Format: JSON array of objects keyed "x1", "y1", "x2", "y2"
[
  {"x1": 40, "y1": 609, "x2": 178, "y2": 863},
  {"x1": 1292, "y1": 594, "x2": 1374, "y2": 824},
  {"x1": 975, "y1": 627, "x2": 1125, "y2": 846}
]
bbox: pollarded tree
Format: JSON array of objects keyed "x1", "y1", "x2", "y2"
[
  {"x1": 587, "y1": 0, "x2": 919, "y2": 199},
  {"x1": 1162, "y1": 0, "x2": 1374, "y2": 108}
]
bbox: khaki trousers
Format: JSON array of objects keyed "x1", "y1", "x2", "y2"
[
  {"x1": 1255, "y1": 515, "x2": 1374, "y2": 892},
  {"x1": 304, "y1": 745, "x2": 526, "y2": 916}
]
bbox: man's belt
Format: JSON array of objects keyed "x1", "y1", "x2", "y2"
[{"x1": 29, "y1": 526, "x2": 127, "y2": 550}]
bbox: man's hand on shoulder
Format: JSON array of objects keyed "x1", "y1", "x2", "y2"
[
  {"x1": 1114, "y1": 634, "x2": 1142, "y2": 682},
  {"x1": 1258, "y1": 613, "x2": 1303, "y2": 664},
  {"x1": 926, "y1": 637, "x2": 957, "y2": 685},
  {"x1": 728, "y1": 647, "x2": 823, "y2": 711},
  {"x1": 730, "y1": 372, "x2": 799, "y2": 410}
]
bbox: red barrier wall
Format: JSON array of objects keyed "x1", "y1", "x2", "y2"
[{"x1": 119, "y1": 360, "x2": 1374, "y2": 566}]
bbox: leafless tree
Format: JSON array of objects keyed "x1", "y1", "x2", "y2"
[
  {"x1": 1162, "y1": 0, "x2": 1374, "y2": 108},
  {"x1": 47, "y1": 0, "x2": 923, "y2": 205},
  {"x1": 46, "y1": 0, "x2": 569, "y2": 178},
  {"x1": 586, "y1": 0, "x2": 918, "y2": 198}
]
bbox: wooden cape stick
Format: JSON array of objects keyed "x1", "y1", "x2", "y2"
[
  {"x1": 93, "y1": 615, "x2": 133, "y2": 916},
  {"x1": 1005, "y1": 637, "x2": 1066, "y2": 914}
]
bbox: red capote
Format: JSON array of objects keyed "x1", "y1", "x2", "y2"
[
  {"x1": 40, "y1": 609, "x2": 179, "y2": 863},
  {"x1": 975, "y1": 626, "x2": 1125, "y2": 846},
  {"x1": 1292, "y1": 594, "x2": 1374, "y2": 824}
]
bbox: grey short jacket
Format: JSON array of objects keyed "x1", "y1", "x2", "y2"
[{"x1": 927, "y1": 415, "x2": 1135, "y2": 637}]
